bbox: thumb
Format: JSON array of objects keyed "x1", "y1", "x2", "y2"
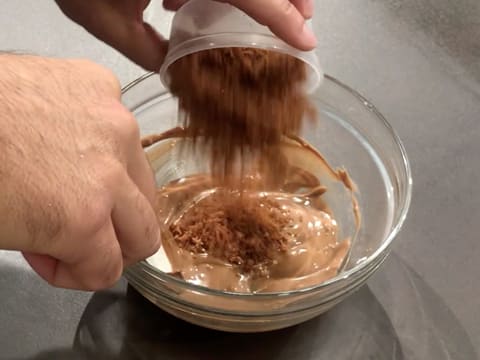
[
  {"x1": 104, "y1": 0, "x2": 168, "y2": 71},
  {"x1": 101, "y1": 20, "x2": 169, "y2": 72},
  {"x1": 56, "y1": 0, "x2": 169, "y2": 71}
]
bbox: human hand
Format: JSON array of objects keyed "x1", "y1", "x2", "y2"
[
  {"x1": 0, "y1": 55, "x2": 160, "y2": 290},
  {"x1": 55, "y1": 0, "x2": 316, "y2": 72},
  {"x1": 55, "y1": 0, "x2": 168, "y2": 72}
]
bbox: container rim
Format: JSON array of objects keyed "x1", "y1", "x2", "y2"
[{"x1": 157, "y1": 32, "x2": 323, "y2": 94}]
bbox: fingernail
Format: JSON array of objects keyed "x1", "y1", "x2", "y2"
[{"x1": 301, "y1": 22, "x2": 317, "y2": 49}]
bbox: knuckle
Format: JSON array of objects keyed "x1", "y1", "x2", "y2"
[
  {"x1": 65, "y1": 192, "x2": 112, "y2": 240},
  {"x1": 108, "y1": 106, "x2": 141, "y2": 144},
  {"x1": 84, "y1": 264, "x2": 122, "y2": 291},
  {"x1": 82, "y1": 241, "x2": 123, "y2": 291},
  {"x1": 102, "y1": 158, "x2": 125, "y2": 181},
  {"x1": 94, "y1": 160, "x2": 126, "y2": 195},
  {"x1": 94, "y1": 269, "x2": 122, "y2": 290}
]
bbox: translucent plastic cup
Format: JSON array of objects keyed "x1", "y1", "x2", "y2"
[{"x1": 158, "y1": 0, "x2": 323, "y2": 93}]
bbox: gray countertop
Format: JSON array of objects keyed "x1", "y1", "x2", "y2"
[{"x1": 1, "y1": 1, "x2": 479, "y2": 359}]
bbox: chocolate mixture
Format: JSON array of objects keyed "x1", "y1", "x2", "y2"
[
  {"x1": 165, "y1": 48, "x2": 319, "y2": 275},
  {"x1": 170, "y1": 191, "x2": 290, "y2": 273},
  {"x1": 146, "y1": 131, "x2": 359, "y2": 293}
]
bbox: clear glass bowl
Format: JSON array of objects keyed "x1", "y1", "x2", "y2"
[{"x1": 122, "y1": 72, "x2": 412, "y2": 333}]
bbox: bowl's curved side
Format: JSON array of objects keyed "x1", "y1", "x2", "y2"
[{"x1": 121, "y1": 72, "x2": 412, "y2": 332}]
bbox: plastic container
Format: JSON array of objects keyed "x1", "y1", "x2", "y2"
[
  {"x1": 122, "y1": 72, "x2": 412, "y2": 332},
  {"x1": 158, "y1": 0, "x2": 323, "y2": 93}
]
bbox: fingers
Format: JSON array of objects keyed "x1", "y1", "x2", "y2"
[
  {"x1": 58, "y1": 0, "x2": 168, "y2": 72},
  {"x1": 102, "y1": 102, "x2": 160, "y2": 265},
  {"x1": 22, "y1": 126, "x2": 160, "y2": 290},
  {"x1": 23, "y1": 169, "x2": 161, "y2": 291},
  {"x1": 100, "y1": 20, "x2": 169, "y2": 72},
  {"x1": 117, "y1": 0, "x2": 168, "y2": 72},
  {"x1": 108, "y1": 0, "x2": 168, "y2": 71},
  {"x1": 163, "y1": 0, "x2": 314, "y2": 19},
  {"x1": 227, "y1": 0, "x2": 316, "y2": 50},
  {"x1": 134, "y1": 22, "x2": 169, "y2": 73},
  {"x1": 291, "y1": 0, "x2": 314, "y2": 19},
  {"x1": 112, "y1": 173, "x2": 161, "y2": 267},
  {"x1": 106, "y1": 108, "x2": 161, "y2": 266},
  {"x1": 107, "y1": 104, "x2": 157, "y2": 210},
  {"x1": 22, "y1": 253, "x2": 59, "y2": 284},
  {"x1": 23, "y1": 221, "x2": 124, "y2": 290},
  {"x1": 162, "y1": 0, "x2": 316, "y2": 49},
  {"x1": 127, "y1": 142, "x2": 158, "y2": 209}
]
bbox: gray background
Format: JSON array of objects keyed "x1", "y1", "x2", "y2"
[{"x1": 0, "y1": 0, "x2": 479, "y2": 358}]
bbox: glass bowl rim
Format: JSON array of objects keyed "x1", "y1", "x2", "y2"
[{"x1": 122, "y1": 72, "x2": 413, "y2": 299}]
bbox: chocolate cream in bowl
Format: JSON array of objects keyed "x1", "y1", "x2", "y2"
[{"x1": 144, "y1": 128, "x2": 360, "y2": 294}]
